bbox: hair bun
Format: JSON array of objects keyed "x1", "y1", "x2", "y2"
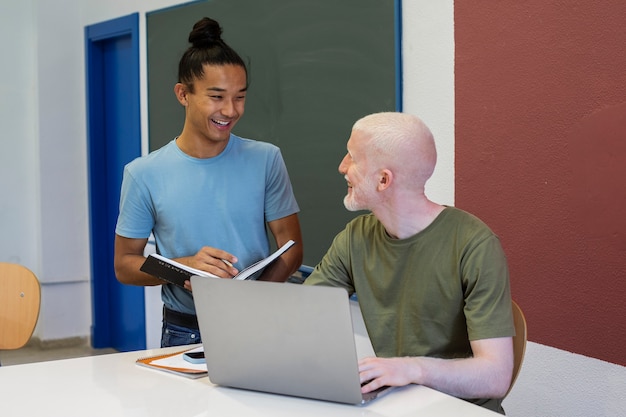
[{"x1": 188, "y1": 17, "x2": 223, "y2": 48}]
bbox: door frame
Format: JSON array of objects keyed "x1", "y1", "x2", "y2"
[{"x1": 85, "y1": 13, "x2": 145, "y2": 350}]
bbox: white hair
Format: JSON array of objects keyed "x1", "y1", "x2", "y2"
[{"x1": 352, "y1": 112, "x2": 437, "y2": 187}]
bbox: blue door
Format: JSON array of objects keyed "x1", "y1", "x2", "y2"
[{"x1": 85, "y1": 13, "x2": 145, "y2": 351}]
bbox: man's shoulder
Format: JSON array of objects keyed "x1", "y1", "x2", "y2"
[
  {"x1": 440, "y1": 206, "x2": 494, "y2": 231},
  {"x1": 232, "y1": 134, "x2": 281, "y2": 154},
  {"x1": 125, "y1": 140, "x2": 176, "y2": 172},
  {"x1": 436, "y1": 207, "x2": 504, "y2": 255},
  {"x1": 344, "y1": 213, "x2": 383, "y2": 236}
]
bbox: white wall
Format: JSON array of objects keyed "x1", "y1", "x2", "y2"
[
  {"x1": 505, "y1": 342, "x2": 626, "y2": 417},
  {"x1": 0, "y1": 1, "x2": 624, "y2": 416},
  {"x1": 0, "y1": 2, "x2": 40, "y2": 272},
  {"x1": 403, "y1": 0, "x2": 455, "y2": 207}
]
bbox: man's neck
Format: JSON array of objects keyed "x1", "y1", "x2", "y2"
[
  {"x1": 176, "y1": 133, "x2": 229, "y2": 159},
  {"x1": 374, "y1": 197, "x2": 445, "y2": 240}
]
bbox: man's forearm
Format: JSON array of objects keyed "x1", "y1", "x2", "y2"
[
  {"x1": 115, "y1": 254, "x2": 164, "y2": 287},
  {"x1": 258, "y1": 247, "x2": 303, "y2": 282},
  {"x1": 412, "y1": 354, "x2": 511, "y2": 399}
]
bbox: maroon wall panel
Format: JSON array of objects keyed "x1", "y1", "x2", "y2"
[{"x1": 454, "y1": 1, "x2": 626, "y2": 365}]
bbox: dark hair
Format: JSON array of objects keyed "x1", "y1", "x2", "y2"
[{"x1": 178, "y1": 17, "x2": 248, "y2": 92}]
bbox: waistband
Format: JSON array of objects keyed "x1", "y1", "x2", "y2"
[{"x1": 163, "y1": 306, "x2": 199, "y2": 330}]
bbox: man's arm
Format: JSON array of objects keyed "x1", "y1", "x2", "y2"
[
  {"x1": 114, "y1": 234, "x2": 163, "y2": 286},
  {"x1": 258, "y1": 213, "x2": 303, "y2": 282},
  {"x1": 114, "y1": 234, "x2": 242, "y2": 289},
  {"x1": 358, "y1": 336, "x2": 514, "y2": 399}
]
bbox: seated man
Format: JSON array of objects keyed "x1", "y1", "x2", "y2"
[{"x1": 304, "y1": 112, "x2": 514, "y2": 414}]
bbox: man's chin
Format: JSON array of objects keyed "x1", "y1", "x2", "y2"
[{"x1": 343, "y1": 196, "x2": 362, "y2": 212}]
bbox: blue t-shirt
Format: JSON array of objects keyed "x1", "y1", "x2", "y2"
[{"x1": 115, "y1": 135, "x2": 299, "y2": 314}]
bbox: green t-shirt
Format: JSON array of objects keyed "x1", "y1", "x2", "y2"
[{"x1": 305, "y1": 207, "x2": 514, "y2": 413}]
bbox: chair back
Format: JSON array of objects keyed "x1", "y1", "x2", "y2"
[
  {"x1": 506, "y1": 300, "x2": 527, "y2": 397},
  {"x1": 0, "y1": 263, "x2": 41, "y2": 350}
]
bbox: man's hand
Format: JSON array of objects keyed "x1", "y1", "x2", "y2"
[
  {"x1": 178, "y1": 246, "x2": 239, "y2": 290},
  {"x1": 358, "y1": 357, "x2": 418, "y2": 393}
]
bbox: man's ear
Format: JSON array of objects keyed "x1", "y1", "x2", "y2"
[
  {"x1": 174, "y1": 83, "x2": 189, "y2": 106},
  {"x1": 378, "y1": 169, "x2": 393, "y2": 191}
]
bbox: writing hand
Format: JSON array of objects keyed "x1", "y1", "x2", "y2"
[{"x1": 176, "y1": 247, "x2": 239, "y2": 291}]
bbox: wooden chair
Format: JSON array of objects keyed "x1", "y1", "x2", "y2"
[
  {"x1": 505, "y1": 300, "x2": 528, "y2": 397},
  {"x1": 0, "y1": 263, "x2": 41, "y2": 364}
]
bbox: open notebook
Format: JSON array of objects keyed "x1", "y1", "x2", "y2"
[
  {"x1": 140, "y1": 240, "x2": 295, "y2": 288},
  {"x1": 191, "y1": 278, "x2": 394, "y2": 405}
]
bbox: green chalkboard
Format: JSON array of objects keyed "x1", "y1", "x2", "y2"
[{"x1": 147, "y1": 0, "x2": 398, "y2": 266}]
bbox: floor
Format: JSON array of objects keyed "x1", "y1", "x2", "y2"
[{"x1": 1, "y1": 341, "x2": 118, "y2": 367}]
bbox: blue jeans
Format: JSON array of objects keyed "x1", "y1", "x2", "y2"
[{"x1": 161, "y1": 321, "x2": 202, "y2": 348}]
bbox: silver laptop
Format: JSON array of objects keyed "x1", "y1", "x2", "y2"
[{"x1": 191, "y1": 277, "x2": 393, "y2": 405}]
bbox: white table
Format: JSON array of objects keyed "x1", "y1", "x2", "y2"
[{"x1": 0, "y1": 346, "x2": 499, "y2": 417}]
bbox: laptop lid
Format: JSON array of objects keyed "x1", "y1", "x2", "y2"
[{"x1": 191, "y1": 278, "x2": 385, "y2": 405}]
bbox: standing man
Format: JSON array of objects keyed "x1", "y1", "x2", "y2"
[
  {"x1": 114, "y1": 17, "x2": 303, "y2": 347},
  {"x1": 305, "y1": 112, "x2": 513, "y2": 414}
]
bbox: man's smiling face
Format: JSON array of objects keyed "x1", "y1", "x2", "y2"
[{"x1": 183, "y1": 63, "x2": 247, "y2": 144}]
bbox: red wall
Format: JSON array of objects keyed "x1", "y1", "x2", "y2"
[{"x1": 454, "y1": 0, "x2": 626, "y2": 366}]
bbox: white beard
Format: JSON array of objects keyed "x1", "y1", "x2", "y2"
[
  {"x1": 343, "y1": 193, "x2": 363, "y2": 212},
  {"x1": 343, "y1": 176, "x2": 377, "y2": 212}
]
